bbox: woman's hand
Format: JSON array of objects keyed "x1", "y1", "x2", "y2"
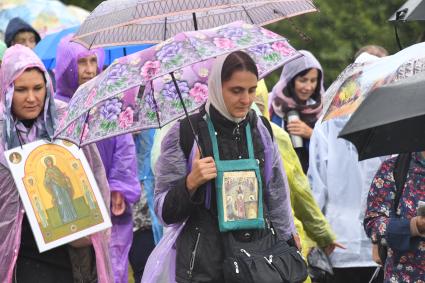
[
  {"x1": 186, "y1": 149, "x2": 217, "y2": 194},
  {"x1": 416, "y1": 216, "x2": 425, "y2": 234},
  {"x1": 69, "y1": 236, "x2": 92, "y2": 248},
  {"x1": 323, "y1": 241, "x2": 346, "y2": 256},
  {"x1": 293, "y1": 233, "x2": 302, "y2": 251},
  {"x1": 111, "y1": 191, "x2": 126, "y2": 216},
  {"x1": 287, "y1": 119, "x2": 313, "y2": 139},
  {"x1": 372, "y1": 244, "x2": 383, "y2": 265}
]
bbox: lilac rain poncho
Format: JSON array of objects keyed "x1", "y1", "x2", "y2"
[
  {"x1": 142, "y1": 54, "x2": 295, "y2": 283},
  {"x1": 55, "y1": 33, "x2": 105, "y2": 103},
  {"x1": 55, "y1": 35, "x2": 140, "y2": 283},
  {"x1": 0, "y1": 45, "x2": 113, "y2": 283}
]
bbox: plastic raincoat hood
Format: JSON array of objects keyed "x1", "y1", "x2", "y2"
[
  {"x1": 55, "y1": 33, "x2": 104, "y2": 102},
  {"x1": 0, "y1": 44, "x2": 114, "y2": 283}
]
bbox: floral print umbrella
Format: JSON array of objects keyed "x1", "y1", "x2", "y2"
[
  {"x1": 320, "y1": 43, "x2": 425, "y2": 122},
  {"x1": 55, "y1": 21, "x2": 301, "y2": 146}
]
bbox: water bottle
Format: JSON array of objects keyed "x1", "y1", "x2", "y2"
[{"x1": 287, "y1": 110, "x2": 303, "y2": 148}]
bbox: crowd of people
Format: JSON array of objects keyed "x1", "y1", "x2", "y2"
[{"x1": 0, "y1": 15, "x2": 423, "y2": 283}]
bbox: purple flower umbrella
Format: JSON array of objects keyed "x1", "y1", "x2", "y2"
[{"x1": 55, "y1": 21, "x2": 302, "y2": 147}]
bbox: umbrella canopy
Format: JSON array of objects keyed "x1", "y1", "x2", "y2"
[
  {"x1": 54, "y1": 21, "x2": 301, "y2": 146},
  {"x1": 34, "y1": 26, "x2": 153, "y2": 69},
  {"x1": 389, "y1": 0, "x2": 425, "y2": 21},
  {"x1": 72, "y1": 0, "x2": 317, "y2": 48},
  {"x1": 339, "y1": 71, "x2": 425, "y2": 160},
  {"x1": 0, "y1": 0, "x2": 87, "y2": 37},
  {"x1": 320, "y1": 42, "x2": 425, "y2": 123}
]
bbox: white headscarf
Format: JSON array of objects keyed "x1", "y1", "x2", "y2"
[{"x1": 205, "y1": 54, "x2": 246, "y2": 123}]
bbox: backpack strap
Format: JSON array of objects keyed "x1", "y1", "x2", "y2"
[
  {"x1": 179, "y1": 116, "x2": 196, "y2": 160},
  {"x1": 179, "y1": 111, "x2": 207, "y2": 159},
  {"x1": 392, "y1": 153, "x2": 412, "y2": 216}
]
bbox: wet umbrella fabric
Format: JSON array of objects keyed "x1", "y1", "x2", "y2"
[
  {"x1": 72, "y1": 0, "x2": 317, "y2": 48},
  {"x1": 339, "y1": 71, "x2": 425, "y2": 160},
  {"x1": 54, "y1": 21, "x2": 301, "y2": 146},
  {"x1": 320, "y1": 42, "x2": 425, "y2": 123}
]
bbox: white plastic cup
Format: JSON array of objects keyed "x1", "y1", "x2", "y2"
[{"x1": 287, "y1": 110, "x2": 303, "y2": 148}]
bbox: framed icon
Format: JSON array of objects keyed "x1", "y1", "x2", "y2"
[{"x1": 5, "y1": 139, "x2": 111, "y2": 252}]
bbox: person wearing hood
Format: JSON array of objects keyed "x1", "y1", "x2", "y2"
[
  {"x1": 307, "y1": 50, "x2": 390, "y2": 283},
  {"x1": 55, "y1": 34, "x2": 141, "y2": 283},
  {"x1": 0, "y1": 44, "x2": 113, "y2": 282},
  {"x1": 5, "y1": 17, "x2": 41, "y2": 49},
  {"x1": 142, "y1": 51, "x2": 299, "y2": 283},
  {"x1": 254, "y1": 81, "x2": 344, "y2": 282},
  {"x1": 270, "y1": 50, "x2": 324, "y2": 173}
]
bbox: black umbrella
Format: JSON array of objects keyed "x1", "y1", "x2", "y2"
[
  {"x1": 389, "y1": 0, "x2": 425, "y2": 22},
  {"x1": 339, "y1": 71, "x2": 425, "y2": 160}
]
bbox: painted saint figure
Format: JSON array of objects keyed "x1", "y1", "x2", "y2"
[
  {"x1": 43, "y1": 156, "x2": 78, "y2": 224},
  {"x1": 235, "y1": 190, "x2": 246, "y2": 219},
  {"x1": 82, "y1": 180, "x2": 96, "y2": 210},
  {"x1": 225, "y1": 195, "x2": 236, "y2": 221},
  {"x1": 34, "y1": 196, "x2": 49, "y2": 228}
]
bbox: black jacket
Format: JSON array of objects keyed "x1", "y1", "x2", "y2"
[
  {"x1": 5, "y1": 17, "x2": 41, "y2": 47},
  {"x1": 162, "y1": 106, "x2": 268, "y2": 283}
]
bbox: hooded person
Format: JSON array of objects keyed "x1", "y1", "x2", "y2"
[
  {"x1": 254, "y1": 81, "x2": 343, "y2": 282},
  {"x1": 55, "y1": 34, "x2": 141, "y2": 283},
  {"x1": 5, "y1": 17, "x2": 41, "y2": 49},
  {"x1": 269, "y1": 50, "x2": 324, "y2": 173},
  {"x1": 142, "y1": 51, "x2": 298, "y2": 283},
  {"x1": 307, "y1": 52, "x2": 393, "y2": 283},
  {"x1": 0, "y1": 44, "x2": 113, "y2": 283}
]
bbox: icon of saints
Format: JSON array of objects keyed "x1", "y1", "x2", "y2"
[{"x1": 43, "y1": 156, "x2": 78, "y2": 224}]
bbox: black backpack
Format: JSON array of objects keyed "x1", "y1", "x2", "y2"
[{"x1": 377, "y1": 153, "x2": 412, "y2": 263}]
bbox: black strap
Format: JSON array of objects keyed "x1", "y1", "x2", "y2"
[
  {"x1": 179, "y1": 112, "x2": 203, "y2": 160},
  {"x1": 180, "y1": 114, "x2": 274, "y2": 159},
  {"x1": 392, "y1": 153, "x2": 412, "y2": 216}
]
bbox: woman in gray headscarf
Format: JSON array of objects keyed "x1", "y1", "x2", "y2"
[{"x1": 143, "y1": 51, "x2": 298, "y2": 283}]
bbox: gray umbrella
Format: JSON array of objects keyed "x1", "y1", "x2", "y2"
[
  {"x1": 389, "y1": 0, "x2": 425, "y2": 21},
  {"x1": 339, "y1": 71, "x2": 425, "y2": 160},
  {"x1": 72, "y1": 0, "x2": 317, "y2": 48}
]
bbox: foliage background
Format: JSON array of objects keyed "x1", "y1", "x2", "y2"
[{"x1": 63, "y1": 0, "x2": 424, "y2": 88}]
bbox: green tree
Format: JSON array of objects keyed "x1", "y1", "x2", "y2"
[{"x1": 62, "y1": 0, "x2": 102, "y2": 11}]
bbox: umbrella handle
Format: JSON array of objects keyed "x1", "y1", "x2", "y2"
[
  {"x1": 170, "y1": 72, "x2": 204, "y2": 158},
  {"x1": 192, "y1": 13, "x2": 198, "y2": 30},
  {"x1": 393, "y1": 23, "x2": 403, "y2": 51}
]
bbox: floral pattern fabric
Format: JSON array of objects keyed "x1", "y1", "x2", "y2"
[
  {"x1": 364, "y1": 153, "x2": 425, "y2": 283},
  {"x1": 54, "y1": 21, "x2": 300, "y2": 146}
]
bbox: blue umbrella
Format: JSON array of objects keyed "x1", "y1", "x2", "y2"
[{"x1": 34, "y1": 26, "x2": 153, "y2": 69}]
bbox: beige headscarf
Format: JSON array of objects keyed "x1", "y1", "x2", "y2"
[{"x1": 205, "y1": 54, "x2": 246, "y2": 123}]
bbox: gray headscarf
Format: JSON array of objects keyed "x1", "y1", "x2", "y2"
[{"x1": 205, "y1": 54, "x2": 246, "y2": 123}]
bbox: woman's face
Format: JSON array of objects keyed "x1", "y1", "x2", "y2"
[
  {"x1": 222, "y1": 70, "x2": 257, "y2": 119},
  {"x1": 12, "y1": 69, "x2": 46, "y2": 120},
  {"x1": 293, "y1": 68, "x2": 319, "y2": 102}
]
